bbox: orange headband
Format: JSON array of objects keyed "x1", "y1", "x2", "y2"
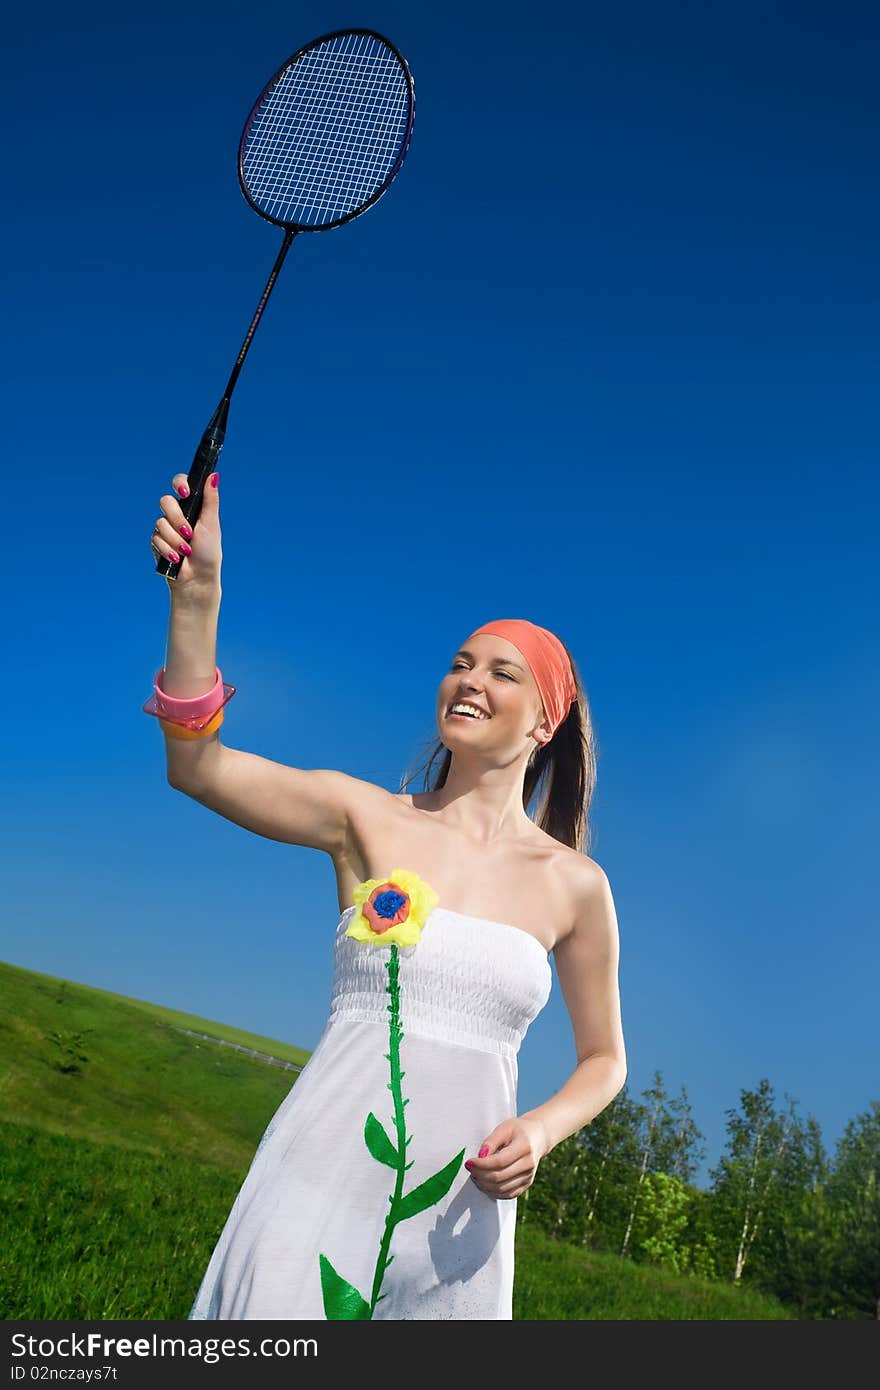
[{"x1": 464, "y1": 618, "x2": 577, "y2": 738}]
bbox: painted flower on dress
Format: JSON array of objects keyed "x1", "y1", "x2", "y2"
[
  {"x1": 320, "y1": 868, "x2": 465, "y2": 1319},
  {"x1": 344, "y1": 866, "x2": 439, "y2": 948}
]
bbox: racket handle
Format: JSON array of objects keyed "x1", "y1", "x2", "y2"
[{"x1": 156, "y1": 398, "x2": 230, "y2": 582}]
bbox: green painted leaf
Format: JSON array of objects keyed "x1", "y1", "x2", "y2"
[
  {"x1": 364, "y1": 1111, "x2": 398, "y2": 1168},
  {"x1": 396, "y1": 1147, "x2": 466, "y2": 1223},
  {"x1": 318, "y1": 1253, "x2": 372, "y2": 1320}
]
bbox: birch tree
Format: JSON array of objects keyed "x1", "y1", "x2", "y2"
[
  {"x1": 709, "y1": 1078, "x2": 797, "y2": 1283},
  {"x1": 620, "y1": 1072, "x2": 703, "y2": 1257}
]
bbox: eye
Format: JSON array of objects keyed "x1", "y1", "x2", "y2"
[{"x1": 450, "y1": 661, "x2": 514, "y2": 680}]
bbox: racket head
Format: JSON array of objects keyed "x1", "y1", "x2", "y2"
[{"x1": 238, "y1": 28, "x2": 415, "y2": 234}]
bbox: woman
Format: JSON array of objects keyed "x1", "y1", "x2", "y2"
[{"x1": 146, "y1": 470, "x2": 627, "y2": 1320}]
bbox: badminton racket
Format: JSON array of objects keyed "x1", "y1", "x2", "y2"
[{"x1": 155, "y1": 28, "x2": 416, "y2": 580}]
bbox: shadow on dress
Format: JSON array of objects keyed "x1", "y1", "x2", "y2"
[{"x1": 427, "y1": 1177, "x2": 504, "y2": 1285}]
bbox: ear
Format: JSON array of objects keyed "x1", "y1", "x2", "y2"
[
  {"x1": 529, "y1": 708, "x2": 552, "y2": 758},
  {"x1": 535, "y1": 705, "x2": 553, "y2": 744}
]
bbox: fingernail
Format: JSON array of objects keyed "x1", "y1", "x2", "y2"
[
  {"x1": 479, "y1": 1145, "x2": 489, "y2": 1158},
  {"x1": 464, "y1": 1161, "x2": 473, "y2": 1170},
  {"x1": 210, "y1": 473, "x2": 219, "y2": 489},
  {"x1": 179, "y1": 541, "x2": 192, "y2": 556},
  {"x1": 168, "y1": 550, "x2": 180, "y2": 564},
  {"x1": 180, "y1": 523, "x2": 192, "y2": 540},
  {"x1": 177, "y1": 483, "x2": 189, "y2": 497}
]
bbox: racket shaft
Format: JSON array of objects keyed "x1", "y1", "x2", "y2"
[
  {"x1": 157, "y1": 234, "x2": 295, "y2": 582},
  {"x1": 155, "y1": 399, "x2": 228, "y2": 580},
  {"x1": 224, "y1": 229, "x2": 295, "y2": 399}
]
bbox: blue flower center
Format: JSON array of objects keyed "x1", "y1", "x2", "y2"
[{"x1": 374, "y1": 888, "x2": 407, "y2": 919}]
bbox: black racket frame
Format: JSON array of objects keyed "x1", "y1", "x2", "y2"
[{"x1": 238, "y1": 27, "x2": 415, "y2": 235}]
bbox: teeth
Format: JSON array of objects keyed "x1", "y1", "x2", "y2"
[{"x1": 450, "y1": 703, "x2": 489, "y2": 719}]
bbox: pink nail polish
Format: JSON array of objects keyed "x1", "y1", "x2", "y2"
[
  {"x1": 210, "y1": 472, "x2": 219, "y2": 488},
  {"x1": 168, "y1": 551, "x2": 180, "y2": 563},
  {"x1": 179, "y1": 541, "x2": 192, "y2": 556},
  {"x1": 177, "y1": 484, "x2": 189, "y2": 497},
  {"x1": 479, "y1": 1145, "x2": 489, "y2": 1158},
  {"x1": 464, "y1": 1161, "x2": 473, "y2": 1170},
  {"x1": 180, "y1": 523, "x2": 192, "y2": 539}
]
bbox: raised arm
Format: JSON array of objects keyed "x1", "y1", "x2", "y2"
[
  {"x1": 150, "y1": 470, "x2": 374, "y2": 856},
  {"x1": 171, "y1": 749, "x2": 372, "y2": 858}
]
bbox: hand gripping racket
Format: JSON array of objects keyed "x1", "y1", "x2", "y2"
[{"x1": 155, "y1": 28, "x2": 416, "y2": 581}]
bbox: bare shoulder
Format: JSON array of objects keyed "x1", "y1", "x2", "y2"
[
  {"x1": 343, "y1": 778, "x2": 420, "y2": 841},
  {"x1": 555, "y1": 849, "x2": 618, "y2": 953},
  {"x1": 519, "y1": 830, "x2": 614, "y2": 953},
  {"x1": 345, "y1": 775, "x2": 404, "y2": 818},
  {"x1": 552, "y1": 850, "x2": 625, "y2": 1074},
  {"x1": 344, "y1": 774, "x2": 399, "y2": 804},
  {"x1": 568, "y1": 849, "x2": 613, "y2": 896}
]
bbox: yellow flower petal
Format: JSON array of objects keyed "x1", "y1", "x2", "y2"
[{"x1": 344, "y1": 868, "x2": 439, "y2": 948}]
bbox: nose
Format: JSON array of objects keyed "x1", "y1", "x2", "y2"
[
  {"x1": 446, "y1": 676, "x2": 483, "y2": 709},
  {"x1": 453, "y1": 681, "x2": 486, "y2": 711},
  {"x1": 457, "y1": 674, "x2": 483, "y2": 695}
]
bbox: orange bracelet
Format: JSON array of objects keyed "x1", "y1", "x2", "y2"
[{"x1": 159, "y1": 707, "x2": 225, "y2": 740}]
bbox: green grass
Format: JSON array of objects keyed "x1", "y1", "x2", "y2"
[
  {"x1": 0, "y1": 959, "x2": 792, "y2": 1320},
  {"x1": 512, "y1": 1222, "x2": 793, "y2": 1319},
  {"x1": 0, "y1": 959, "x2": 301, "y2": 1170},
  {"x1": 0, "y1": 1119, "x2": 241, "y2": 1319},
  {"x1": 0, "y1": 1121, "x2": 791, "y2": 1320}
]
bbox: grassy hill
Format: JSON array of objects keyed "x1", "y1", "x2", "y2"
[
  {"x1": 0, "y1": 959, "x2": 792, "y2": 1319},
  {"x1": 0, "y1": 958, "x2": 305, "y2": 1170}
]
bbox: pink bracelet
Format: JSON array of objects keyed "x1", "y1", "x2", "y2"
[{"x1": 142, "y1": 666, "x2": 236, "y2": 732}]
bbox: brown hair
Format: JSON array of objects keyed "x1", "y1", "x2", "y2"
[{"x1": 398, "y1": 637, "x2": 599, "y2": 853}]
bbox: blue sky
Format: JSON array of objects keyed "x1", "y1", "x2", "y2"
[{"x1": 1, "y1": 0, "x2": 876, "y2": 1189}]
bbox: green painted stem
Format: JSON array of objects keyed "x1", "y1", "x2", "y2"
[{"x1": 368, "y1": 943, "x2": 409, "y2": 1315}]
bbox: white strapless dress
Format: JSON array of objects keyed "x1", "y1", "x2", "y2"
[{"x1": 188, "y1": 901, "x2": 553, "y2": 1320}]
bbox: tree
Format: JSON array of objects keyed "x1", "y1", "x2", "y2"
[
  {"x1": 826, "y1": 1101, "x2": 880, "y2": 1319},
  {"x1": 709, "y1": 1078, "x2": 798, "y2": 1284},
  {"x1": 620, "y1": 1072, "x2": 704, "y2": 1258}
]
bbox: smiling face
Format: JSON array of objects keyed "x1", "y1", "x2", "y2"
[{"x1": 437, "y1": 633, "x2": 549, "y2": 755}]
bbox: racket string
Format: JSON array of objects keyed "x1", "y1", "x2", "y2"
[
  {"x1": 247, "y1": 71, "x2": 407, "y2": 220},
  {"x1": 241, "y1": 31, "x2": 412, "y2": 227}
]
